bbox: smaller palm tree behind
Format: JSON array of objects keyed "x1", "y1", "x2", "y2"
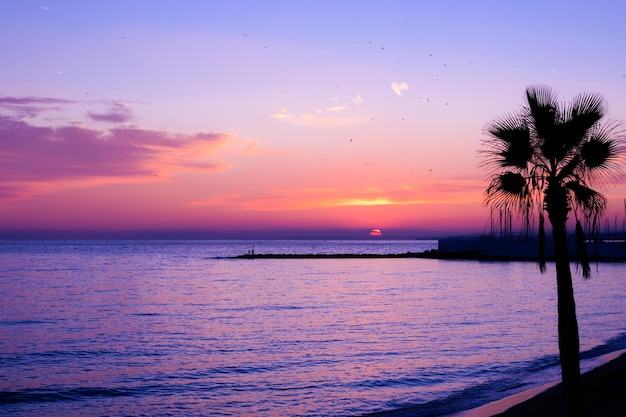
[{"x1": 481, "y1": 85, "x2": 624, "y2": 417}]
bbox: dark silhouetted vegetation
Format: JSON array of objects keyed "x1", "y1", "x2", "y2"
[{"x1": 482, "y1": 85, "x2": 624, "y2": 416}]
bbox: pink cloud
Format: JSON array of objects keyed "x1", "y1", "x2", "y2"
[
  {"x1": 0, "y1": 114, "x2": 232, "y2": 199},
  {"x1": 0, "y1": 185, "x2": 23, "y2": 199}
]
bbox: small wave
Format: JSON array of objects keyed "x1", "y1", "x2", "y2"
[
  {"x1": 359, "y1": 376, "x2": 530, "y2": 417},
  {"x1": 525, "y1": 354, "x2": 560, "y2": 372},
  {"x1": 0, "y1": 319, "x2": 56, "y2": 326},
  {"x1": 215, "y1": 304, "x2": 315, "y2": 313},
  {"x1": 129, "y1": 312, "x2": 163, "y2": 316},
  {"x1": 354, "y1": 376, "x2": 435, "y2": 389},
  {"x1": 0, "y1": 386, "x2": 141, "y2": 405},
  {"x1": 581, "y1": 332, "x2": 626, "y2": 360}
]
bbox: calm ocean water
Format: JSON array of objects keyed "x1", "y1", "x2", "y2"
[{"x1": 1, "y1": 240, "x2": 625, "y2": 417}]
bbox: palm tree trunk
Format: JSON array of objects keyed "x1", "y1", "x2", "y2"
[{"x1": 550, "y1": 217, "x2": 584, "y2": 416}]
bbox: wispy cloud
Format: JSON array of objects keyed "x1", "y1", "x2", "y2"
[
  {"x1": 0, "y1": 97, "x2": 71, "y2": 106},
  {"x1": 0, "y1": 96, "x2": 76, "y2": 119},
  {"x1": 351, "y1": 94, "x2": 363, "y2": 104},
  {"x1": 241, "y1": 140, "x2": 285, "y2": 156},
  {"x1": 270, "y1": 107, "x2": 295, "y2": 120},
  {"x1": 271, "y1": 94, "x2": 364, "y2": 127},
  {"x1": 87, "y1": 102, "x2": 133, "y2": 123},
  {"x1": 270, "y1": 108, "x2": 359, "y2": 127},
  {"x1": 0, "y1": 95, "x2": 141, "y2": 125},
  {"x1": 391, "y1": 82, "x2": 409, "y2": 96},
  {"x1": 325, "y1": 106, "x2": 350, "y2": 112}
]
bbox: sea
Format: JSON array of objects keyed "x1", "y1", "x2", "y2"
[{"x1": 1, "y1": 239, "x2": 625, "y2": 417}]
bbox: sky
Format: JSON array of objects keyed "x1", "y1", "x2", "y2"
[{"x1": 1, "y1": 1, "x2": 625, "y2": 239}]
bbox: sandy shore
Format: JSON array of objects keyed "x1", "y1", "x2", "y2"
[{"x1": 449, "y1": 350, "x2": 626, "y2": 417}]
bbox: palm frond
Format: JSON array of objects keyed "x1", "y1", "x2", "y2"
[
  {"x1": 564, "y1": 181, "x2": 607, "y2": 214},
  {"x1": 554, "y1": 92, "x2": 606, "y2": 152},
  {"x1": 569, "y1": 92, "x2": 606, "y2": 122},
  {"x1": 482, "y1": 113, "x2": 535, "y2": 171},
  {"x1": 504, "y1": 139, "x2": 533, "y2": 170},
  {"x1": 526, "y1": 85, "x2": 559, "y2": 143},
  {"x1": 485, "y1": 172, "x2": 528, "y2": 209},
  {"x1": 581, "y1": 137, "x2": 615, "y2": 168},
  {"x1": 580, "y1": 122, "x2": 626, "y2": 187},
  {"x1": 484, "y1": 113, "x2": 526, "y2": 138},
  {"x1": 526, "y1": 85, "x2": 559, "y2": 112},
  {"x1": 557, "y1": 155, "x2": 582, "y2": 181},
  {"x1": 554, "y1": 118, "x2": 595, "y2": 153}
]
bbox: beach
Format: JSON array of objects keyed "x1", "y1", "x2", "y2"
[{"x1": 450, "y1": 350, "x2": 626, "y2": 417}]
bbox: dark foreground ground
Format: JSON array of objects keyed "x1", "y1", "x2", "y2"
[{"x1": 491, "y1": 351, "x2": 626, "y2": 417}]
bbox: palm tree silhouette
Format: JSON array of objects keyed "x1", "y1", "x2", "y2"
[{"x1": 481, "y1": 85, "x2": 624, "y2": 416}]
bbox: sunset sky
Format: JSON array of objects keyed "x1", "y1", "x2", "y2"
[{"x1": 1, "y1": 1, "x2": 625, "y2": 239}]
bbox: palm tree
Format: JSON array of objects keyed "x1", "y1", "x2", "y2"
[{"x1": 481, "y1": 85, "x2": 623, "y2": 417}]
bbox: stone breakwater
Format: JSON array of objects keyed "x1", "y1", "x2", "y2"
[{"x1": 229, "y1": 250, "x2": 440, "y2": 259}]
